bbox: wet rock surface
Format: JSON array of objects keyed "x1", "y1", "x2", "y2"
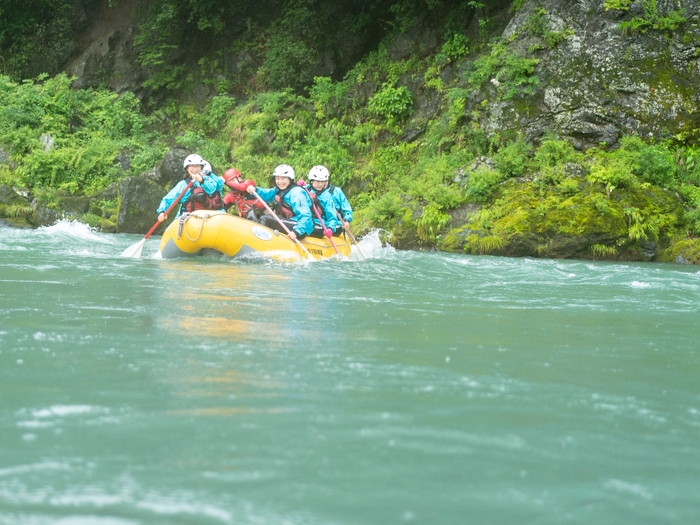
[
  {"x1": 117, "y1": 177, "x2": 168, "y2": 234},
  {"x1": 478, "y1": 0, "x2": 700, "y2": 149}
]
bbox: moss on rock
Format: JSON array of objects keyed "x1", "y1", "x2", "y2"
[{"x1": 445, "y1": 177, "x2": 684, "y2": 260}]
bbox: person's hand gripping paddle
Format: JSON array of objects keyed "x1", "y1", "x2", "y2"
[{"x1": 120, "y1": 179, "x2": 194, "y2": 258}]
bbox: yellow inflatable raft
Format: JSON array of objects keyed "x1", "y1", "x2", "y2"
[{"x1": 159, "y1": 210, "x2": 351, "y2": 261}]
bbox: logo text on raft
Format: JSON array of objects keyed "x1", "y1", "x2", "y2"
[
  {"x1": 251, "y1": 226, "x2": 273, "y2": 241},
  {"x1": 308, "y1": 248, "x2": 323, "y2": 255}
]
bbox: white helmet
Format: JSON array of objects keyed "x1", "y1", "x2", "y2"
[
  {"x1": 308, "y1": 165, "x2": 330, "y2": 181},
  {"x1": 202, "y1": 160, "x2": 212, "y2": 175},
  {"x1": 272, "y1": 164, "x2": 295, "y2": 180},
  {"x1": 183, "y1": 154, "x2": 205, "y2": 169}
]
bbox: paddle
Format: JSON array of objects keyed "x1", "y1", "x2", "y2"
[
  {"x1": 335, "y1": 210, "x2": 366, "y2": 260},
  {"x1": 120, "y1": 179, "x2": 194, "y2": 258},
  {"x1": 249, "y1": 189, "x2": 314, "y2": 260},
  {"x1": 297, "y1": 181, "x2": 340, "y2": 255}
]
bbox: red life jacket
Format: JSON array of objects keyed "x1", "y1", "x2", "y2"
[
  {"x1": 182, "y1": 184, "x2": 224, "y2": 213},
  {"x1": 223, "y1": 179, "x2": 263, "y2": 215},
  {"x1": 224, "y1": 191, "x2": 262, "y2": 215},
  {"x1": 273, "y1": 186, "x2": 295, "y2": 219}
]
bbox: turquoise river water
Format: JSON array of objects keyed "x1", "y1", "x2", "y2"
[{"x1": 1, "y1": 221, "x2": 699, "y2": 525}]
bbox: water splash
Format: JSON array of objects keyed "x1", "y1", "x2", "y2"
[
  {"x1": 38, "y1": 220, "x2": 112, "y2": 244},
  {"x1": 355, "y1": 229, "x2": 395, "y2": 260}
]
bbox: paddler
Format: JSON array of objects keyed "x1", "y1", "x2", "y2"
[
  {"x1": 157, "y1": 154, "x2": 224, "y2": 222},
  {"x1": 308, "y1": 164, "x2": 353, "y2": 233},
  {"x1": 305, "y1": 165, "x2": 342, "y2": 238},
  {"x1": 222, "y1": 168, "x2": 263, "y2": 221},
  {"x1": 246, "y1": 164, "x2": 314, "y2": 240}
]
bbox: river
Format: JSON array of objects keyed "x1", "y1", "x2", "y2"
[{"x1": 1, "y1": 221, "x2": 699, "y2": 525}]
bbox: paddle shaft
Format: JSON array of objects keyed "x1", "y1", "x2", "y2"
[
  {"x1": 145, "y1": 179, "x2": 195, "y2": 240},
  {"x1": 336, "y1": 211, "x2": 365, "y2": 259},
  {"x1": 250, "y1": 190, "x2": 314, "y2": 259},
  {"x1": 302, "y1": 188, "x2": 340, "y2": 255}
]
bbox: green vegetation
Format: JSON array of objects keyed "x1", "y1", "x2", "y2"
[
  {"x1": 0, "y1": 0, "x2": 75, "y2": 81},
  {"x1": 0, "y1": 74, "x2": 166, "y2": 193},
  {"x1": 603, "y1": 0, "x2": 633, "y2": 10},
  {"x1": 462, "y1": 40, "x2": 540, "y2": 101},
  {"x1": 442, "y1": 137, "x2": 698, "y2": 259},
  {"x1": 525, "y1": 8, "x2": 575, "y2": 50},
  {"x1": 1, "y1": 0, "x2": 699, "y2": 263},
  {"x1": 606, "y1": 0, "x2": 688, "y2": 34}
]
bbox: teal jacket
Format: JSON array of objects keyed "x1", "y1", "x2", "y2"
[
  {"x1": 156, "y1": 174, "x2": 224, "y2": 217},
  {"x1": 310, "y1": 187, "x2": 342, "y2": 230},
  {"x1": 329, "y1": 185, "x2": 353, "y2": 222},
  {"x1": 255, "y1": 185, "x2": 314, "y2": 236}
]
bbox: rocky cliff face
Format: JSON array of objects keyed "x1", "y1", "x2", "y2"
[
  {"x1": 475, "y1": 0, "x2": 700, "y2": 149},
  {"x1": 63, "y1": 0, "x2": 145, "y2": 94},
  {"x1": 58, "y1": 1, "x2": 700, "y2": 151}
]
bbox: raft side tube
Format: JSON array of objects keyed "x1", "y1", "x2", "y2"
[{"x1": 158, "y1": 210, "x2": 351, "y2": 260}]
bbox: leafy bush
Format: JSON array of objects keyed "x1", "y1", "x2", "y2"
[
  {"x1": 584, "y1": 137, "x2": 678, "y2": 194},
  {"x1": 533, "y1": 137, "x2": 579, "y2": 168},
  {"x1": 368, "y1": 83, "x2": 413, "y2": 130},
  {"x1": 262, "y1": 36, "x2": 318, "y2": 91},
  {"x1": 603, "y1": 0, "x2": 632, "y2": 10},
  {"x1": 493, "y1": 139, "x2": 532, "y2": 178},
  {"x1": 465, "y1": 167, "x2": 504, "y2": 202},
  {"x1": 257, "y1": 4, "x2": 326, "y2": 91},
  {"x1": 676, "y1": 146, "x2": 700, "y2": 186},
  {"x1": 309, "y1": 77, "x2": 349, "y2": 119},
  {"x1": 442, "y1": 32, "x2": 471, "y2": 63},
  {"x1": 587, "y1": 155, "x2": 638, "y2": 193},
  {"x1": 557, "y1": 177, "x2": 580, "y2": 197},
  {"x1": 364, "y1": 191, "x2": 405, "y2": 225},
  {"x1": 525, "y1": 8, "x2": 574, "y2": 49},
  {"x1": 0, "y1": 0, "x2": 74, "y2": 81},
  {"x1": 407, "y1": 152, "x2": 468, "y2": 209},
  {"x1": 619, "y1": 0, "x2": 686, "y2": 33},
  {"x1": 202, "y1": 95, "x2": 235, "y2": 132},
  {"x1": 416, "y1": 202, "x2": 451, "y2": 244},
  {"x1": 633, "y1": 144, "x2": 675, "y2": 187},
  {"x1": 0, "y1": 74, "x2": 166, "y2": 193},
  {"x1": 463, "y1": 41, "x2": 540, "y2": 100}
]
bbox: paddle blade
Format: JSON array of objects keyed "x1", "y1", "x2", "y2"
[{"x1": 120, "y1": 238, "x2": 146, "y2": 258}]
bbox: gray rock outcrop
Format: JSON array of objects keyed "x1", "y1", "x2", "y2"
[
  {"x1": 156, "y1": 148, "x2": 189, "y2": 188},
  {"x1": 117, "y1": 176, "x2": 168, "y2": 234},
  {"x1": 475, "y1": 0, "x2": 700, "y2": 149}
]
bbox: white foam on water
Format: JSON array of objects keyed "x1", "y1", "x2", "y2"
[
  {"x1": 0, "y1": 243, "x2": 27, "y2": 251},
  {"x1": 38, "y1": 220, "x2": 113, "y2": 244},
  {"x1": 49, "y1": 493, "x2": 124, "y2": 507},
  {"x1": 0, "y1": 512, "x2": 141, "y2": 525},
  {"x1": 135, "y1": 499, "x2": 231, "y2": 522},
  {"x1": 32, "y1": 405, "x2": 103, "y2": 418},
  {"x1": 203, "y1": 470, "x2": 270, "y2": 483},
  {"x1": 0, "y1": 462, "x2": 71, "y2": 478},
  {"x1": 354, "y1": 229, "x2": 395, "y2": 259},
  {"x1": 50, "y1": 517, "x2": 140, "y2": 525},
  {"x1": 603, "y1": 479, "x2": 653, "y2": 500},
  {"x1": 17, "y1": 420, "x2": 54, "y2": 429},
  {"x1": 630, "y1": 281, "x2": 651, "y2": 289}
]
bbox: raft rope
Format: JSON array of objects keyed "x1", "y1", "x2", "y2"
[{"x1": 177, "y1": 212, "x2": 214, "y2": 242}]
